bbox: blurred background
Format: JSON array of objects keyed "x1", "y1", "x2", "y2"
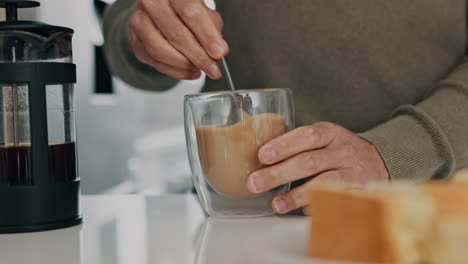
[{"x1": 1, "y1": 0, "x2": 215, "y2": 195}]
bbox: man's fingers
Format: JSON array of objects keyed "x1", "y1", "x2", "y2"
[
  {"x1": 272, "y1": 183, "x2": 310, "y2": 214},
  {"x1": 139, "y1": 0, "x2": 222, "y2": 79},
  {"x1": 130, "y1": 9, "x2": 197, "y2": 71},
  {"x1": 247, "y1": 148, "x2": 347, "y2": 194},
  {"x1": 171, "y1": 0, "x2": 229, "y2": 58},
  {"x1": 131, "y1": 32, "x2": 201, "y2": 80},
  {"x1": 151, "y1": 60, "x2": 202, "y2": 80},
  {"x1": 258, "y1": 122, "x2": 340, "y2": 165},
  {"x1": 310, "y1": 170, "x2": 347, "y2": 185},
  {"x1": 272, "y1": 170, "x2": 345, "y2": 215},
  {"x1": 131, "y1": 30, "x2": 152, "y2": 65}
]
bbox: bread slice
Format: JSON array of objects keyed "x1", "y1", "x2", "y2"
[
  {"x1": 452, "y1": 168, "x2": 468, "y2": 184},
  {"x1": 308, "y1": 183, "x2": 434, "y2": 264},
  {"x1": 424, "y1": 183, "x2": 468, "y2": 264}
]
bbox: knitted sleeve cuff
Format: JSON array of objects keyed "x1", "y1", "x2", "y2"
[{"x1": 359, "y1": 107, "x2": 455, "y2": 182}]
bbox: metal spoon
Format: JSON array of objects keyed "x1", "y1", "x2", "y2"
[
  {"x1": 219, "y1": 57, "x2": 236, "y2": 91},
  {"x1": 219, "y1": 58, "x2": 254, "y2": 125}
]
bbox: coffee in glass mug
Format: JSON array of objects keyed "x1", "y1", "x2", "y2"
[{"x1": 184, "y1": 88, "x2": 295, "y2": 217}]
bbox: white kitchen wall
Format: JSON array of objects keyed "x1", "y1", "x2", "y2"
[{"x1": 28, "y1": 0, "x2": 204, "y2": 194}]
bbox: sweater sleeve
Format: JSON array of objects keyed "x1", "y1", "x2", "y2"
[
  {"x1": 103, "y1": 0, "x2": 180, "y2": 91},
  {"x1": 360, "y1": 57, "x2": 468, "y2": 182}
]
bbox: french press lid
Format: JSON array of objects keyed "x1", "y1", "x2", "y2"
[
  {"x1": 0, "y1": 0, "x2": 73, "y2": 35},
  {"x1": 0, "y1": 0, "x2": 74, "y2": 62}
]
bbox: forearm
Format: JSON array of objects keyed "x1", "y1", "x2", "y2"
[{"x1": 103, "y1": 0, "x2": 180, "y2": 91}]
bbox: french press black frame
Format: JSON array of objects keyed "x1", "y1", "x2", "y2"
[{"x1": 0, "y1": 0, "x2": 82, "y2": 233}]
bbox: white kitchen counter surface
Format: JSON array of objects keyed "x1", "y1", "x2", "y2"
[{"x1": 0, "y1": 195, "x2": 348, "y2": 264}]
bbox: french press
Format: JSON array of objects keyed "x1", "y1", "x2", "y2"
[{"x1": 0, "y1": 0, "x2": 81, "y2": 233}]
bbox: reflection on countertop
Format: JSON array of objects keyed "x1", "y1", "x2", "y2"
[
  {"x1": 0, "y1": 225, "x2": 82, "y2": 264},
  {"x1": 0, "y1": 195, "x2": 349, "y2": 264},
  {"x1": 82, "y1": 195, "x2": 205, "y2": 264},
  {"x1": 195, "y1": 216, "x2": 311, "y2": 264}
]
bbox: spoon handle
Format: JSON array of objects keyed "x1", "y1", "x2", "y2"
[{"x1": 219, "y1": 57, "x2": 236, "y2": 91}]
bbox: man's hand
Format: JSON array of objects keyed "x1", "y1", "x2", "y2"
[
  {"x1": 246, "y1": 122, "x2": 390, "y2": 215},
  {"x1": 130, "y1": 0, "x2": 229, "y2": 80}
]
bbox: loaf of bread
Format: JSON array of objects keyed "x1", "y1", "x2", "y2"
[
  {"x1": 308, "y1": 182, "x2": 468, "y2": 264},
  {"x1": 452, "y1": 168, "x2": 468, "y2": 183},
  {"x1": 308, "y1": 184, "x2": 434, "y2": 264},
  {"x1": 424, "y1": 183, "x2": 468, "y2": 264}
]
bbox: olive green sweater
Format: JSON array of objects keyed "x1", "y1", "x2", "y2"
[{"x1": 103, "y1": 0, "x2": 468, "y2": 182}]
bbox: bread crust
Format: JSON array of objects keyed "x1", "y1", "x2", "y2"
[{"x1": 309, "y1": 184, "x2": 434, "y2": 264}]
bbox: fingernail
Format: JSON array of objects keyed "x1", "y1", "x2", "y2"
[
  {"x1": 249, "y1": 174, "x2": 265, "y2": 193},
  {"x1": 261, "y1": 146, "x2": 277, "y2": 163},
  {"x1": 208, "y1": 64, "x2": 221, "y2": 79},
  {"x1": 274, "y1": 198, "x2": 288, "y2": 214},
  {"x1": 209, "y1": 43, "x2": 224, "y2": 57}
]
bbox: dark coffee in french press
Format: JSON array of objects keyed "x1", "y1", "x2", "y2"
[{"x1": 0, "y1": 142, "x2": 77, "y2": 185}]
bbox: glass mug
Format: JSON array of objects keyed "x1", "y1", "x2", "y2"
[{"x1": 184, "y1": 88, "x2": 295, "y2": 217}]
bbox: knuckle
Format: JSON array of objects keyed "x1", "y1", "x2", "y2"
[
  {"x1": 166, "y1": 29, "x2": 184, "y2": 43},
  {"x1": 317, "y1": 121, "x2": 336, "y2": 129},
  {"x1": 138, "y1": 0, "x2": 153, "y2": 10},
  {"x1": 318, "y1": 121, "x2": 340, "y2": 134},
  {"x1": 301, "y1": 125, "x2": 323, "y2": 144},
  {"x1": 130, "y1": 11, "x2": 144, "y2": 29},
  {"x1": 298, "y1": 126, "x2": 316, "y2": 137},
  {"x1": 342, "y1": 143, "x2": 358, "y2": 157},
  {"x1": 179, "y1": 2, "x2": 204, "y2": 19},
  {"x1": 301, "y1": 153, "x2": 317, "y2": 172},
  {"x1": 209, "y1": 10, "x2": 224, "y2": 30}
]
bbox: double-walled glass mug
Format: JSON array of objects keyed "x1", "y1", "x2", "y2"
[{"x1": 184, "y1": 88, "x2": 295, "y2": 217}]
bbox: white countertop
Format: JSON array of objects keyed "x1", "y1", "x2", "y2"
[{"x1": 0, "y1": 194, "x2": 344, "y2": 264}]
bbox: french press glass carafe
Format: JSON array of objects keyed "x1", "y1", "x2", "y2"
[{"x1": 0, "y1": 0, "x2": 81, "y2": 233}]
